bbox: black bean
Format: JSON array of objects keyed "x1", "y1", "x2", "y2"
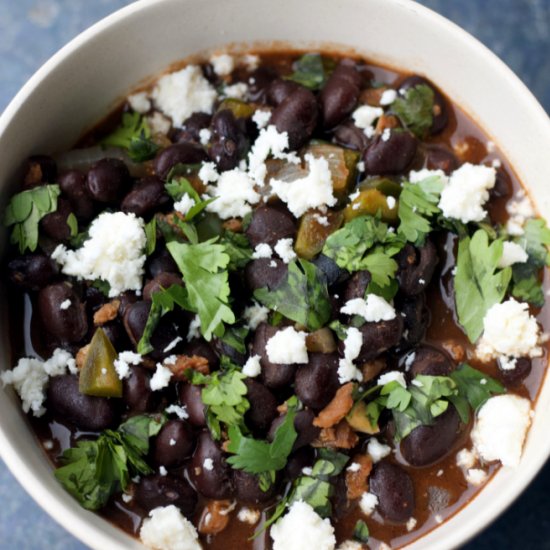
[
  {"x1": 59, "y1": 170, "x2": 96, "y2": 221},
  {"x1": 7, "y1": 254, "x2": 58, "y2": 290},
  {"x1": 497, "y1": 357, "x2": 532, "y2": 387},
  {"x1": 245, "y1": 205, "x2": 297, "y2": 248},
  {"x1": 209, "y1": 109, "x2": 248, "y2": 171},
  {"x1": 333, "y1": 120, "x2": 370, "y2": 152},
  {"x1": 400, "y1": 406, "x2": 462, "y2": 466},
  {"x1": 251, "y1": 323, "x2": 297, "y2": 389},
  {"x1": 37, "y1": 283, "x2": 88, "y2": 343},
  {"x1": 268, "y1": 410, "x2": 320, "y2": 451},
  {"x1": 295, "y1": 353, "x2": 339, "y2": 410},
  {"x1": 423, "y1": 144, "x2": 458, "y2": 174},
  {"x1": 233, "y1": 469, "x2": 277, "y2": 504},
  {"x1": 101, "y1": 320, "x2": 128, "y2": 349},
  {"x1": 407, "y1": 345, "x2": 455, "y2": 377},
  {"x1": 400, "y1": 75, "x2": 448, "y2": 134},
  {"x1": 153, "y1": 419, "x2": 195, "y2": 468},
  {"x1": 331, "y1": 475, "x2": 352, "y2": 520},
  {"x1": 355, "y1": 317, "x2": 404, "y2": 362},
  {"x1": 369, "y1": 461, "x2": 415, "y2": 522},
  {"x1": 396, "y1": 240, "x2": 438, "y2": 296},
  {"x1": 134, "y1": 475, "x2": 197, "y2": 518},
  {"x1": 491, "y1": 168, "x2": 513, "y2": 200},
  {"x1": 23, "y1": 155, "x2": 57, "y2": 188},
  {"x1": 319, "y1": 60, "x2": 363, "y2": 129},
  {"x1": 47, "y1": 375, "x2": 118, "y2": 430},
  {"x1": 396, "y1": 293, "x2": 429, "y2": 348},
  {"x1": 245, "y1": 258, "x2": 288, "y2": 293},
  {"x1": 266, "y1": 79, "x2": 300, "y2": 106},
  {"x1": 343, "y1": 270, "x2": 371, "y2": 302},
  {"x1": 146, "y1": 249, "x2": 179, "y2": 278},
  {"x1": 118, "y1": 291, "x2": 139, "y2": 317},
  {"x1": 285, "y1": 447, "x2": 315, "y2": 481},
  {"x1": 143, "y1": 272, "x2": 183, "y2": 301},
  {"x1": 178, "y1": 383, "x2": 207, "y2": 427},
  {"x1": 212, "y1": 337, "x2": 246, "y2": 366},
  {"x1": 271, "y1": 87, "x2": 318, "y2": 150},
  {"x1": 86, "y1": 158, "x2": 130, "y2": 203},
  {"x1": 363, "y1": 131, "x2": 417, "y2": 175},
  {"x1": 123, "y1": 300, "x2": 151, "y2": 345},
  {"x1": 313, "y1": 254, "x2": 349, "y2": 287},
  {"x1": 188, "y1": 431, "x2": 233, "y2": 499},
  {"x1": 121, "y1": 176, "x2": 170, "y2": 217},
  {"x1": 40, "y1": 198, "x2": 73, "y2": 242},
  {"x1": 154, "y1": 143, "x2": 208, "y2": 180},
  {"x1": 123, "y1": 366, "x2": 159, "y2": 413},
  {"x1": 248, "y1": 66, "x2": 278, "y2": 103},
  {"x1": 172, "y1": 112, "x2": 212, "y2": 144},
  {"x1": 244, "y1": 379, "x2": 278, "y2": 434}
]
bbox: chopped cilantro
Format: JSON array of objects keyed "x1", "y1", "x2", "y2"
[
  {"x1": 353, "y1": 520, "x2": 370, "y2": 543},
  {"x1": 66, "y1": 212, "x2": 78, "y2": 237},
  {"x1": 165, "y1": 178, "x2": 215, "y2": 221},
  {"x1": 392, "y1": 84, "x2": 435, "y2": 138},
  {"x1": 286, "y1": 53, "x2": 327, "y2": 90},
  {"x1": 220, "y1": 230, "x2": 253, "y2": 270},
  {"x1": 144, "y1": 217, "x2": 157, "y2": 256},
  {"x1": 220, "y1": 325, "x2": 249, "y2": 355}
]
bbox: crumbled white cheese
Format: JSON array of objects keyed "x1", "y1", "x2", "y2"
[
  {"x1": 198, "y1": 128, "x2": 211, "y2": 146},
  {"x1": 203, "y1": 458, "x2": 214, "y2": 471},
  {"x1": 114, "y1": 351, "x2": 142, "y2": 380},
  {"x1": 122, "y1": 493, "x2": 133, "y2": 503},
  {"x1": 147, "y1": 112, "x2": 172, "y2": 135},
  {"x1": 386, "y1": 195, "x2": 396, "y2": 209},
  {"x1": 381, "y1": 128, "x2": 391, "y2": 142},
  {"x1": 271, "y1": 501, "x2": 336, "y2": 550},
  {"x1": 456, "y1": 448, "x2": 477, "y2": 469},
  {"x1": 174, "y1": 193, "x2": 196, "y2": 217},
  {"x1": 499, "y1": 356, "x2": 518, "y2": 371},
  {"x1": 406, "y1": 517, "x2": 417, "y2": 532},
  {"x1": 51, "y1": 212, "x2": 146, "y2": 298},
  {"x1": 438, "y1": 163, "x2": 496, "y2": 223},
  {"x1": 347, "y1": 462, "x2": 361, "y2": 473},
  {"x1": 340, "y1": 295, "x2": 396, "y2": 323},
  {"x1": 466, "y1": 468, "x2": 488, "y2": 485},
  {"x1": 434, "y1": 514, "x2": 443, "y2": 524},
  {"x1": 498, "y1": 241, "x2": 528, "y2": 268},
  {"x1": 404, "y1": 352, "x2": 416, "y2": 371},
  {"x1": 187, "y1": 315, "x2": 201, "y2": 342},
  {"x1": 266, "y1": 327, "x2": 308, "y2": 365},
  {"x1": 356, "y1": 161, "x2": 365, "y2": 172},
  {"x1": 243, "y1": 355, "x2": 262, "y2": 378},
  {"x1": 302, "y1": 467, "x2": 313, "y2": 476},
  {"x1": 59, "y1": 299, "x2": 71, "y2": 310},
  {"x1": 367, "y1": 438, "x2": 392, "y2": 463},
  {"x1": 205, "y1": 168, "x2": 260, "y2": 219},
  {"x1": 169, "y1": 438, "x2": 176, "y2": 447},
  {"x1": 140, "y1": 505, "x2": 201, "y2": 550},
  {"x1": 1, "y1": 349, "x2": 76, "y2": 417},
  {"x1": 252, "y1": 109, "x2": 272, "y2": 129},
  {"x1": 243, "y1": 302, "x2": 269, "y2": 330},
  {"x1": 150, "y1": 363, "x2": 173, "y2": 391},
  {"x1": 271, "y1": 154, "x2": 336, "y2": 218},
  {"x1": 224, "y1": 83, "x2": 248, "y2": 100},
  {"x1": 359, "y1": 492, "x2": 379, "y2": 516},
  {"x1": 337, "y1": 542, "x2": 363, "y2": 550},
  {"x1": 471, "y1": 394, "x2": 531, "y2": 467},
  {"x1": 43, "y1": 440, "x2": 54, "y2": 450},
  {"x1": 241, "y1": 54, "x2": 260, "y2": 71},
  {"x1": 377, "y1": 370, "x2": 407, "y2": 388},
  {"x1": 128, "y1": 92, "x2": 151, "y2": 114},
  {"x1": 210, "y1": 53, "x2": 235, "y2": 76},
  {"x1": 506, "y1": 190, "x2": 536, "y2": 236},
  {"x1": 352, "y1": 105, "x2": 383, "y2": 136},
  {"x1": 165, "y1": 404, "x2": 189, "y2": 420},
  {"x1": 338, "y1": 327, "x2": 363, "y2": 384},
  {"x1": 198, "y1": 162, "x2": 220, "y2": 184},
  {"x1": 252, "y1": 243, "x2": 273, "y2": 259},
  {"x1": 163, "y1": 336, "x2": 183, "y2": 354},
  {"x1": 237, "y1": 507, "x2": 261, "y2": 524},
  {"x1": 274, "y1": 238, "x2": 297, "y2": 264},
  {"x1": 152, "y1": 65, "x2": 218, "y2": 127},
  {"x1": 476, "y1": 298, "x2": 542, "y2": 361},
  {"x1": 313, "y1": 213, "x2": 329, "y2": 226},
  {"x1": 159, "y1": 466, "x2": 168, "y2": 476},
  {"x1": 380, "y1": 89, "x2": 397, "y2": 106},
  {"x1": 408, "y1": 168, "x2": 448, "y2": 184}
]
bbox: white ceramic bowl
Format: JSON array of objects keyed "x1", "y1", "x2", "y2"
[{"x1": 1, "y1": 0, "x2": 549, "y2": 548}]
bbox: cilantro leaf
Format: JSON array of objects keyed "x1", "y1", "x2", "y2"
[
  {"x1": 286, "y1": 53, "x2": 328, "y2": 90},
  {"x1": 454, "y1": 230, "x2": 512, "y2": 342},
  {"x1": 392, "y1": 84, "x2": 435, "y2": 138},
  {"x1": 101, "y1": 112, "x2": 159, "y2": 162},
  {"x1": 55, "y1": 415, "x2": 165, "y2": 510},
  {"x1": 354, "y1": 520, "x2": 370, "y2": 543},
  {"x1": 167, "y1": 239, "x2": 236, "y2": 340},
  {"x1": 144, "y1": 217, "x2": 157, "y2": 256},
  {"x1": 4, "y1": 184, "x2": 61, "y2": 253},
  {"x1": 397, "y1": 176, "x2": 445, "y2": 245},
  {"x1": 220, "y1": 325, "x2": 249, "y2": 355},
  {"x1": 220, "y1": 230, "x2": 253, "y2": 270},
  {"x1": 254, "y1": 259, "x2": 331, "y2": 331},
  {"x1": 518, "y1": 218, "x2": 550, "y2": 267},
  {"x1": 165, "y1": 178, "x2": 215, "y2": 221}
]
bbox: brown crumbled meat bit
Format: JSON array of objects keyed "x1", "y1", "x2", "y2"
[
  {"x1": 345, "y1": 454, "x2": 373, "y2": 500},
  {"x1": 312, "y1": 419, "x2": 359, "y2": 449},
  {"x1": 361, "y1": 358, "x2": 386, "y2": 383},
  {"x1": 167, "y1": 355, "x2": 210, "y2": 380},
  {"x1": 198, "y1": 500, "x2": 234, "y2": 535},
  {"x1": 223, "y1": 218, "x2": 243, "y2": 233},
  {"x1": 442, "y1": 340, "x2": 465, "y2": 362},
  {"x1": 24, "y1": 163, "x2": 43, "y2": 188},
  {"x1": 277, "y1": 402, "x2": 289, "y2": 414},
  {"x1": 314, "y1": 383, "x2": 355, "y2": 429},
  {"x1": 375, "y1": 114, "x2": 399, "y2": 133},
  {"x1": 76, "y1": 344, "x2": 90, "y2": 370},
  {"x1": 93, "y1": 300, "x2": 120, "y2": 326},
  {"x1": 359, "y1": 86, "x2": 388, "y2": 106}
]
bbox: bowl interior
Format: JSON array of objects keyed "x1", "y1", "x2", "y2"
[{"x1": 1, "y1": 0, "x2": 550, "y2": 548}]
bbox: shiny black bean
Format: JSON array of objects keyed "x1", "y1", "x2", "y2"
[
  {"x1": 423, "y1": 144, "x2": 458, "y2": 174},
  {"x1": 407, "y1": 345, "x2": 455, "y2": 377},
  {"x1": 295, "y1": 353, "x2": 339, "y2": 410},
  {"x1": 497, "y1": 357, "x2": 532, "y2": 387},
  {"x1": 143, "y1": 272, "x2": 183, "y2": 301},
  {"x1": 333, "y1": 120, "x2": 371, "y2": 152},
  {"x1": 245, "y1": 258, "x2": 288, "y2": 292},
  {"x1": 369, "y1": 461, "x2": 415, "y2": 523},
  {"x1": 40, "y1": 198, "x2": 73, "y2": 242},
  {"x1": 266, "y1": 79, "x2": 300, "y2": 106},
  {"x1": 86, "y1": 158, "x2": 130, "y2": 203},
  {"x1": 233, "y1": 469, "x2": 277, "y2": 504},
  {"x1": 331, "y1": 475, "x2": 352, "y2": 520},
  {"x1": 212, "y1": 337, "x2": 247, "y2": 366},
  {"x1": 58, "y1": 170, "x2": 96, "y2": 221},
  {"x1": 244, "y1": 379, "x2": 278, "y2": 434},
  {"x1": 285, "y1": 447, "x2": 315, "y2": 481},
  {"x1": 172, "y1": 112, "x2": 212, "y2": 143},
  {"x1": 251, "y1": 323, "x2": 297, "y2": 389},
  {"x1": 209, "y1": 109, "x2": 248, "y2": 171},
  {"x1": 101, "y1": 320, "x2": 128, "y2": 349},
  {"x1": 355, "y1": 317, "x2": 404, "y2": 362},
  {"x1": 270, "y1": 87, "x2": 318, "y2": 150},
  {"x1": 188, "y1": 431, "x2": 233, "y2": 499},
  {"x1": 154, "y1": 143, "x2": 208, "y2": 180},
  {"x1": 37, "y1": 283, "x2": 88, "y2": 343},
  {"x1": 343, "y1": 270, "x2": 371, "y2": 302},
  {"x1": 123, "y1": 366, "x2": 159, "y2": 413},
  {"x1": 313, "y1": 254, "x2": 349, "y2": 287},
  {"x1": 153, "y1": 419, "x2": 195, "y2": 468},
  {"x1": 178, "y1": 383, "x2": 207, "y2": 427},
  {"x1": 248, "y1": 66, "x2": 278, "y2": 102},
  {"x1": 47, "y1": 375, "x2": 118, "y2": 430},
  {"x1": 400, "y1": 75, "x2": 448, "y2": 134},
  {"x1": 401, "y1": 406, "x2": 462, "y2": 466},
  {"x1": 23, "y1": 155, "x2": 57, "y2": 188},
  {"x1": 319, "y1": 60, "x2": 362, "y2": 129},
  {"x1": 7, "y1": 254, "x2": 58, "y2": 290},
  {"x1": 268, "y1": 410, "x2": 320, "y2": 451},
  {"x1": 118, "y1": 291, "x2": 139, "y2": 317},
  {"x1": 491, "y1": 168, "x2": 513, "y2": 200},
  {"x1": 245, "y1": 205, "x2": 297, "y2": 248},
  {"x1": 396, "y1": 293, "x2": 429, "y2": 348},
  {"x1": 134, "y1": 475, "x2": 197, "y2": 518},
  {"x1": 121, "y1": 176, "x2": 170, "y2": 217},
  {"x1": 363, "y1": 131, "x2": 417, "y2": 175},
  {"x1": 123, "y1": 300, "x2": 151, "y2": 345},
  {"x1": 146, "y1": 249, "x2": 179, "y2": 278},
  {"x1": 396, "y1": 240, "x2": 438, "y2": 296}
]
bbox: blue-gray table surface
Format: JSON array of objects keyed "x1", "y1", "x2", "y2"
[{"x1": 0, "y1": 0, "x2": 549, "y2": 548}]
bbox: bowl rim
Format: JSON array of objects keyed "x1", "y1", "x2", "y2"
[{"x1": 0, "y1": 0, "x2": 549, "y2": 549}]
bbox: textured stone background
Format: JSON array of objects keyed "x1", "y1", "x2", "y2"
[{"x1": 0, "y1": 0, "x2": 549, "y2": 548}]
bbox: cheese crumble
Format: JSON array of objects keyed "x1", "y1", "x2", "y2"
[
  {"x1": 337, "y1": 327, "x2": 363, "y2": 383},
  {"x1": 340, "y1": 295, "x2": 396, "y2": 323},
  {"x1": 140, "y1": 505, "x2": 201, "y2": 550},
  {"x1": 266, "y1": 327, "x2": 308, "y2": 365}
]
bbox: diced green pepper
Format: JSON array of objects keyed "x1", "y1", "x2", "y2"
[
  {"x1": 217, "y1": 98, "x2": 255, "y2": 119},
  {"x1": 295, "y1": 210, "x2": 344, "y2": 260},
  {"x1": 359, "y1": 176, "x2": 402, "y2": 197},
  {"x1": 344, "y1": 188, "x2": 398, "y2": 223}
]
